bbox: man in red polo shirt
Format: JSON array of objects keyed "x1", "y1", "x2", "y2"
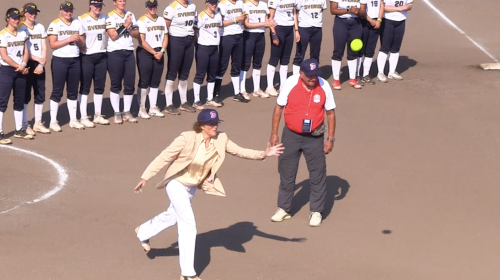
[{"x1": 269, "y1": 58, "x2": 336, "y2": 227}]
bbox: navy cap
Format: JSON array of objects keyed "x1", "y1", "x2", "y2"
[
  {"x1": 300, "y1": 59, "x2": 322, "y2": 76},
  {"x1": 7, "y1": 8, "x2": 21, "y2": 19},
  {"x1": 146, "y1": 0, "x2": 158, "y2": 7},
  {"x1": 206, "y1": 0, "x2": 218, "y2": 4},
  {"x1": 197, "y1": 109, "x2": 222, "y2": 124},
  {"x1": 24, "y1": 4, "x2": 41, "y2": 14},
  {"x1": 60, "y1": 1, "x2": 75, "y2": 11},
  {"x1": 90, "y1": 0, "x2": 105, "y2": 6}
]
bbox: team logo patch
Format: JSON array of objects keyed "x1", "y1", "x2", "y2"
[
  {"x1": 210, "y1": 111, "x2": 217, "y2": 119},
  {"x1": 313, "y1": 94, "x2": 320, "y2": 103},
  {"x1": 310, "y1": 63, "x2": 316, "y2": 70}
]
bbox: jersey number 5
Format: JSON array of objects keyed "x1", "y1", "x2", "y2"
[{"x1": 33, "y1": 43, "x2": 39, "y2": 51}]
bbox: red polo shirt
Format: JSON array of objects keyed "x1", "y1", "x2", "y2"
[{"x1": 277, "y1": 75, "x2": 335, "y2": 134}]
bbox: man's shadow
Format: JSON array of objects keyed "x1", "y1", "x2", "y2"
[
  {"x1": 146, "y1": 222, "x2": 306, "y2": 276},
  {"x1": 291, "y1": 175, "x2": 350, "y2": 219}
]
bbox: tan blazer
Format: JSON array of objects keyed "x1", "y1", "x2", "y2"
[{"x1": 141, "y1": 131, "x2": 264, "y2": 197}]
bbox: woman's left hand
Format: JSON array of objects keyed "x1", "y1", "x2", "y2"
[{"x1": 263, "y1": 142, "x2": 285, "y2": 158}]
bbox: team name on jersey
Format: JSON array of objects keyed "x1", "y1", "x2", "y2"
[
  {"x1": 226, "y1": 8, "x2": 243, "y2": 14},
  {"x1": 147, "y1": 26, "x2": 166, "y2": 32},
  {"x1": 303, "y1": 4, "x2": 323, "y2": 9},
  {"x1": 59, "y1": 30, "x2": 80, "y2": 36},
  {"x1": 278, "y1": 3, "x2": 295, "y2": 8},
  {"x1": 204, "y1": 23, "x2": 220, "y2": 28},
  {"x1": 249, "y1": 10, "x2": 267, "y2": 14},
  {"x1": 178, "y1": 12, "x2": 196, "y2": 17},
  {"x1": 87, "y1": 25, "x2": 106, "y2": 31},
  {"x1": 7, "y1": 41, "x2": 25, "y2": 47},
  {"x1": 28, "y1": 34, "x2": 43, "y2": 40}
]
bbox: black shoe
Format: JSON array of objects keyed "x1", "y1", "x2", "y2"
[
  {"x1": 362, "y1": 75, "x2": 376, "y2": 85},
  {"x1": 180, "y1": 102, "x2": 196, "y2": 113},
  {"x1": 163, "y1": 105, "x2": 181, "y2": 115},
  {"x1": 14, "y1": 129, "x2": 34, "y2": 140},
  {"x1": 0, "y1": 132, "x2": 12, "y2": 145},
  {"x1": 213, "y1": 95, "x2": 224, "y2": 106},
  {"x1": 233, "y1": 93, "x2": 249, "y2": 103}
]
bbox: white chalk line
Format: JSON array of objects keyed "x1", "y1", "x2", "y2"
[
  {"x1": 0, "y1": 145, "x2": 68, "y2": 215},
  {"x1": 422, "y1": 0, "x2": 499, "y2": 63}
]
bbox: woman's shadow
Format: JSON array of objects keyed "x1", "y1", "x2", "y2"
[{"x1": 146, "y1": 222, "x2": 306, "y2": 276}]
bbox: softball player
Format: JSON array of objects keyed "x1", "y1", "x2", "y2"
[
  {"x1": 213, "y1": 0, "x2": 248, "y2": 103},
  {"x1": 163, "y1": 0, "x2": 197, "y2": 115},
  {"x1": 356, "y1": 0, "x2": 384, "y2": 85},
  {"x1": 19, "y1": 3, "x2": 50, "y2": 135},
  {"x1": 47, "y1": 1, "x2": 85, "y2": 132},
  {"x1": 240, "y1": 0, "x2": 275, "y2": 99},
  {"x1": 192, "y1": 0, "x2": 223, "y2": 109},
  {"x1": 78, "y1": 0, "x2": 109, "y2": 127},
  {"x1": 265, "y1": 0, "x2": 298, "y2": 97},
  {"x1": 292, "y1": 0, "x2": 327, "y2": 75},
  {"x1": 106, "y1": 0, "x2": 140, "y2": 124},
  {"x1": 376, "y1": 0, "x2": 412, "y2": 82},
  {"x1": 136, "y1": 0, "x2": 168, "y2": 119},
  {"x1": 330, "y1": 0, "x2": 367, "y2": 90},
  {"x1": 0, "y1": 8, "x2": 33, "y2": 144}
]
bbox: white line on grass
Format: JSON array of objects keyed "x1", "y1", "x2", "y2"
[
  {"x1": 422, "y1": 0, "x2": 499, "y2": 63},
  {"x1": 0, "y1": 145, "x2": 68, "y2": 215}
]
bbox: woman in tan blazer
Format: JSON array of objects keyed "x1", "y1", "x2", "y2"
[{"x1": 133, "y1": 109, "x2": 284, "y2": 280}]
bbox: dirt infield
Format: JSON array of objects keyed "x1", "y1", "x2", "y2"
[{"x1": 1, "y1": 1, "x2": 500, "y2": 279}]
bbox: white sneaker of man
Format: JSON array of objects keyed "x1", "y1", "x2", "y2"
[
  {"x1": 309, "y1": 212, "x2": 322, "y2": 227},
  {"x1": 80, "y1": 117, "x2": 96, "y2": 128},
  {"x1": 271, "y1": 208, "x2": 292, "y2": 222},
  {"x1": 69, "y1": 120, "x2": 85, "y2": 130}
]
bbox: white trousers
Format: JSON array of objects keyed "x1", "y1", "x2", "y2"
[{"x1": 136, "y1": 179, "x2": 198, "y2": 277}]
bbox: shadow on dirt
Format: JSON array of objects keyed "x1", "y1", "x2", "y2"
[{"x1": 146, "y1": 221, "x2": 306, "y2": 276}]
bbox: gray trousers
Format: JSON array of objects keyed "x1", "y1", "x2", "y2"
[{"x1": 278, "y1": 126, "x2": 327, "y2": 213}]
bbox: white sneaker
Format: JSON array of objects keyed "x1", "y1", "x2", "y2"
[
  {"x1": 148, "y1": 107, "x2": 165, "y2": 118},
  {"x1": 50, "y1": 122, "x2": 62, "y2": 132},
  {"x1": 241, "y1": 92, "x2": 251, "y2": 101},
  {"x1": 33, "y1": 121, "x2": 51, "y2": 134},
  {"x1": 265, "y1": 87, "x2": 279, "y2": 97},
  {"x1": 377, "y1": 73, "x2": 388, "y2": 83},
  {"x1": 80, "y1": 117, "x2": 95, "y2": 128},
  {"x1": 69, "y1": 120, "x2": 85, "y2": 130},
  {"x1": 309, "y1": 212, "x2": 322, "y2": 227},
  {"x1": 114, "y1": 113, "x2": 123, "y2": 125},
  {"x1": 271, "y1": 208, "x2": 292, "y2": 222},
  {"x1": 138, "y1": 106, "x2": 150, "y2": 119},
  {"x1": 93, "y1": 115, "x2": 110, "y2": 125},
  {"x1": 388, "y1": 72, "x2": 403, "y2": 80},
  {"x1": 25, "y1": 125, "x2": 36, "y2": 136},
  {"x1": 252, "y1": 89, "x2": 270, "y2": 98},
  {"x1": 122, "y1": 112, "x2": 138, "y2": 123}
]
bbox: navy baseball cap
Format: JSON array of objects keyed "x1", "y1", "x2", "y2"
[
  {"x1": 60, "y1": 1, "x2": 75, "y2": 11},
  {"x1": 90, "y1": 0, "x2": 105, "y2": 6},
  {"x1": 7, "y1": 8, "x2": 22, "y2": 19},
  {"x1": 146, "y1": 0, "x2": 158, "y2": 7},
  {"x1": 197, "y1": 109, "x2": 222, "y2": 124},
  {"x1": 300, "y1": 59, "x2": 322, "y2": 76},
  {"x1": 206, "y1": 0, "x2": 218, "y2": 4},
  {"x1": 24, "y1": 4, "x2": 41, "y2": 14}
]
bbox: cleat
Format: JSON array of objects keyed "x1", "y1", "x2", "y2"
[
  {"x1": 114, "y1": 113, "x2": 123, "y2": 124},
  {"x1": 265, "y1": 87, "x2": 279, "y2": 97},
  {"x1": 148, "y1": 107, "x2": 165, "y2": 118},
  {"x1": 80, "y1": 117, "x2": 96, "y2": 128},
  {"x1": 69, "y1": 120, "x2": 85, "y2": 130},
  {"x1": 377, "y1": 73, "x2": 388, "y2": 83},
  {"x1": 388, "y1": 72, "x2": 403, "y2": 80},
  {"x1": 164, "y1": 105, "x2": 181, "y2": 115},
  {"x1": 138, "y1": 106, "x2": 150, "y2": 119},
  {"x1": 122, "y1": 112, "x2": 138, "y2": 123},
  {"x1": 0, "y1": 132, "x2": 12, "y2": 145},
  {"x1": 14, "y1": 129, "x2": 34, "y2": 140},
  {"x1": 362, "y1": 75, "x2": 376, "y2": 85},
  {"x1": 33, "y1": 121, "x2": 51, "y2": 134},
  {"x1": 356, "y1": 76, "x2": 365, "y2": 86},
  {"x1": 25, "y1": 125, "x2": 36, "y2": 136},
  {"x1": 233, "y1": 93, "x2": 249, "y2": 103},
  {"x1": 193, "y1": 101, "x2": 205, "y2": 110},
  {"x1": 50, "y1": 122, "x2": 62, "y2": 132},
  {"x1": 332, "y1": 80, "x2": 341, "y2": 90},
  {"x1": 93, "y1": 115, "x2": 110, "y2": 125},
  {"x1": 205, "y1": 99, "x2": 222, "y2": 108},
  {"x1": 180, "y1": 102, "x2": 196, "y2": 113},
  {"x1": 349, "y1": 79, "x2": 362, "y2": 89},
  {"x1": 252, "y1": 89, "x2": 269, "y2": 98}
]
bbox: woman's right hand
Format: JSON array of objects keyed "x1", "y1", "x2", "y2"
[
  {"x1": 236, "y1": 14, "x2": 246, "y2": 23},
  {"x1": 134, "y1": 179, "x2": 147, "y2": 193},
  {"x1": 264, "y1": 19, "x2": 277, "y2": 28}
]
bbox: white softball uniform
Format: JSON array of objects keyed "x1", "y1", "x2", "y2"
[
  {"x1": 0, "y1": 28, "x2": 27, "y2": 66},
  {"x1": 19, "y1": 22, "x2": 46, "y2": 59},
  {"x1": 195, "y1": 11, "x2": 223, "y2": 46},
  {"x1": 106, "y1": 10, "x2": 137, "y2": 52},
  {"x1": 331, "y1": 0, "x2": 368, "y2": 18},
  {"x1": 243, "y1": 0, "x2": 270, "y2": 33},
  {"x1": 78, "y1": 13, "x2": 107, "y2": 55},
  {"x1": 268, "y1": 0, "x2": 296, "y2": 26},
  {"x1": 137, "y1": 15, "x2": 168, "y2": 49},
  {"x1": 383, "y1": 0, "x2": 413, "y2": 21},
  {"x1": 47, "y1": 18, "x2": 84, "y2": 58},
  {"x1": 296, "y1": 0, "x2": 327, "y2": 28},
  {"x1": 163, "y1": 1, "x2": 197, "y2": 37},
  {"x1": 218, "y1": 0, "x2": 245, "y2": 36}
]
